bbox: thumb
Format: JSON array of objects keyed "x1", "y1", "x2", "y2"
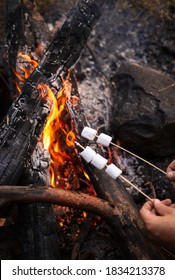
[{"x1": 154, "y1": 199, "x2": 172, "y2": 216}]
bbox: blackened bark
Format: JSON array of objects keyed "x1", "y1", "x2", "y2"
[
  {"x1": 3, "y1": 1, "x2": 60, "y2": 260},
  {"x1": 0, "y1": 0, "x2": 108, "y2": 185},
  {"x1": 0, "y1": 0, "x2": 5, "y2": 43},
  {"x1": 17, "y1": 141, "x2": 60, "y2": 260},
  {"x1": 0, "y1": 66, "x2": 12, "y2": 122},
  {"x1": 6, "y1": 0, "x2": 51, "y2": 58},
  {"x1": 0, "y1": 0, "x2": 13, "y2": 120},
  {"x1": 5, "y1": 0, "x2": 36, "y2": 97}
]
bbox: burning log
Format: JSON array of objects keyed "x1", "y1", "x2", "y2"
[
  {"x1": 0, "y1": 0, "x2": 108, "y2": 185},
  {"x1": 0, "y1": 0, "x2": 108, "y2": 259},
  {"x1": 5, "y1": 0, "x2": 39, "y2": 97},
  {"x1": 2, "y1": 1, "x2": 60, "y2": 260},
  {"x1": 5, "y1": 0, "x2": 51, "y2": 73}
]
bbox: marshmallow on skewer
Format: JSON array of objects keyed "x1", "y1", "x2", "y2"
[
  {"x1": 80, "y1": 146, "x2": 96, "y2": 163},
  {"x1": 96, "y1": 133, "x2": 112, "y2": 147},
  {"x1": 91, "y1": 153, "x2": 108, "y2": 170},
  {"x1": 81, "y1": 126, "x2": 97, "y2": 141},
  {"x1": 105, "y1": 163, "x2": 122, "y2": 179}
]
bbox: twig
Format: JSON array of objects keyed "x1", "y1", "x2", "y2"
[
  {"x1": 111, "y1": 142, "x2": 167, "y2": 175},
  {"x1": 120, "y1": 175, "x2": 153, "y2": 202},
  {"x1": 75, "y1": 141, "x2": 154, "y2": 201},
  {"x1": 158, "y1": 82, "x2": 175, "y2": 92}
]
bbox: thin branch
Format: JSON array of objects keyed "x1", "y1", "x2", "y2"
[
  {"x1": 0, "y1": 185, "x2": 121, "y2": 225},
  {"x1": 0, "y1": 185, "x2": 165, "y2": 259}
]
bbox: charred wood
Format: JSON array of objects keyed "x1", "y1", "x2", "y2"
[
  {"x1": 17, "y1": 141, "x2": 60, "y2": 260},
  {"x1": 22, "y1": 0, "x2": 52, "y2": 48},
  {"x1": 5, "y1": 0, "x2": 37, "y2": 97},
  {"x1": 2, "y1": 1, "x2": 60, "y2": 259},
  {"x1": 0, "y1": 67, "x2": 12, "y2": 122},
  {"x1": 0, "y1": 0, "x2": 108, "y2": 185},
  {"x1": 0, "y1": 0, "x2": 5, "y2": 43}
]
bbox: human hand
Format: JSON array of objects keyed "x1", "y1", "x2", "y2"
[
  {"x1": 166, "y1": 159, "x2": 175, "y2": 189},
  {"x1": 140, "y1": 199, "x2": 175, "y2": 250}
]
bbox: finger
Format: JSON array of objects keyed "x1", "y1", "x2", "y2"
[
  {"x1": 141, "y1": 200, "x2": 154, "y2": 211},
  {"x1": 150, "y1": 208, "x2": 157, "y2": 214},
  {"x1": 166, "y1": 159, "x2": 175, "y2": 173},
  {"x1": 150, "y1": 199, "x2": 172, "y2": 214},
  {"x1": 170, "y1": 203, "x2": 175, "y2": 208},
  {"x1": 160, "y1": 198, "x2": 172, "y2": 206},
  {"x1": 154, "y1": 199, "x2": 172, "y2": 216},
  {"x1": 166, "y1": 171, "x2": 175, "y2": 181},
  {"x1": 140, "y1": 201, "x2": 155, "y2": 221}
]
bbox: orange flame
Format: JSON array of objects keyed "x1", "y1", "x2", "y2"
[
  {"x1": 14, "y1": 52, "x2": 77, "y2": 188},
  {"x1": 14, "y1": 52, "x2": 39, "y2": 94},
  {"x1": 14, "y1": 52, "x2": 95, "y2": 197},
  {"x1": 40, "y1": 78, "x2": 76, "y2": 187}
]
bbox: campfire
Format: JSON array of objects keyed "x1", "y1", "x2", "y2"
[{"x1": 0, "y1": 0, "x2": 173, "y2": 260}]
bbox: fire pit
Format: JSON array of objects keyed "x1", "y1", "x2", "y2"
[{"x1": 0, "y1": 0, "x2": 174, "y2": 260}]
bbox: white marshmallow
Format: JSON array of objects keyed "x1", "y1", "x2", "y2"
[
  {"x1": 81, "y1": 126, "x2": 97, "y2": 141},
  {"x1": 97, "y1": 133, "x2": 112, "y2": 147},
  {"x1": 105, "y1": 163, "x2": 122, "y2": 179},
  {"x1": 80, "y1": 146, "x2": 96, "y2": 163},
  {"x1": 90, "y1": 153, "x2": 108, "y2": 170}
]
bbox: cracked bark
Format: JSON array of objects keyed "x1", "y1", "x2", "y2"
[
  {"x1": 17, "y1": 141, "x2": 60, "y2": 260},
  {"x1": 0, "y1": 0, "x2": 108, "y2": 185}
]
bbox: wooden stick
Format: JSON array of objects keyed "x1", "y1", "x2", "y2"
[
  {"x1": 119, "y1": 175, "x2": 153, "y2": 202},
  {"x1": 75, "y1": 141, "x2": 153, "y2": 201},
  {"x1": 111, "y1": 142, "x2": 167, "y2": 175}
]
